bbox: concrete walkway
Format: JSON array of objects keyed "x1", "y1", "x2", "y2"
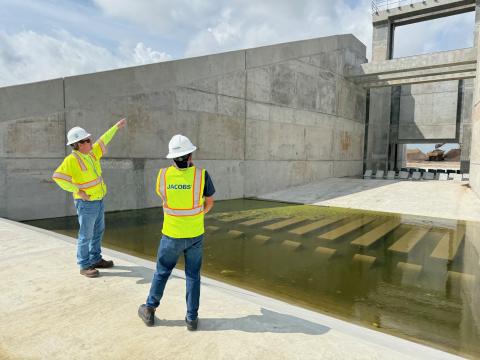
[
  {"x1": 0, "y1": 218, "x2": 465, "y2": 360},
  {"x1": 258, "y1": 177, "x2": 480, "y2": 222}
]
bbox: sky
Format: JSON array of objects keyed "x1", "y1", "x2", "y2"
[{"x1": 0, "y1": 0, "x2": 475, "y2": 87}]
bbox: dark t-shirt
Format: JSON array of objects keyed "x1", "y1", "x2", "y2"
[
  {"x1": 174, "y1": 163, "x2": 215, "y2": 197},
  {"x1": 204, "y1": 171, "x2": 215, "y2": 197}
]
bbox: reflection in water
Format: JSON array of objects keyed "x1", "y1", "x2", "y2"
[{"x1": 26, "y1": 199, "x2": 480, "y2": 358}]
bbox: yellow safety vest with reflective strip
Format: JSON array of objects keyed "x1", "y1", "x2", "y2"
[
  {"x1": 156, "y1": 166, "x2": 205, "y2": 238},
  {"x1": 52, "y1": 125, "x2": 118, "y2": 200}
]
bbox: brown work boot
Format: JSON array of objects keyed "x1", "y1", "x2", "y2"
[
  {"x1": 80, "y1": 267, "x2": 99, "y2": 278},
  {"x1": 92, "y1": 258, "x2": 114, "y2": 268},
  {"x1": 138, "y1": 304, "x2": 155, "y2": 326}
]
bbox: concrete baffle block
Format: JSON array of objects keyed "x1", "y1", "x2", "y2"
[
  {"x1": 252, "y1": 234, "x2": 271, "y2": 245},
  {"x1": 206, "y1": 226, "x2": 220, "y2": 233},
  {"x1": 397, "y1": 262, "x2": 422, "y2": 285},
  {"x1": 352, "y1": 254, "x2": 376, "y2": 268},
  {"x1": 448, "y1": 271, "x2": 475, "y2": 286},
  {"x1": 281, "y1": 240, "x2": 302, "y2": 251},
  {"x1": 228, "y1": 230, "x2": 244, "y2": 239},
  {"x1": 314, "y1": 246, "x2": 336, "y2": 259}
]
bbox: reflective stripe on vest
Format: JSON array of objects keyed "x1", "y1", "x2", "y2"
[
  {"x1": 97, "y1": 139, "x2": 107, "y2": 156},
  {"x1": 163, "y1": 206, "x2": 203, "y2": 216},
  {"x1": 52, "y1": 172, "x2": 72, "y2": 182},
  {"x1": 158, "y1": 167, "x2": 203, "y2": 216},
  {"x1": 74, "y1": 176, "x2": 103, "y2": 190},
  {"x1": 72, "y1": 151, "x2": 87, "y2": 171}
]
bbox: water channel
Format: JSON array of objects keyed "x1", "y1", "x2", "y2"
[{"x1": 26, "y1": 199, "x2": 480, "y2": 358}]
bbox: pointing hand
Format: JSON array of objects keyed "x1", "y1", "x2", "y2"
[{"x1": 116, "y1": 118, "x2": 127, "y2": 129}]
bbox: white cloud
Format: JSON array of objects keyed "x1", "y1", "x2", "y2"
[
  {"x1": 130, "y1": 42, "x2": 171, "y2": 64},
  {"x1": 93, "y1": 0, "x2": 475, "y2": 62},
  {"x1": 0, "y1": 30, "x2": 171, "y2": 87},
  {"x1": 93, "y1": 0, "x2": 218, "y2": 33},
  {"x1": 93, "y1": 0, "x2": 373, "y2": 59},
  {"x1": 1, "y1": 0, "x2": 472, "y2": 88},
  {"x1": 183, "y1": 1, "x2": 372, "y2": 58}
]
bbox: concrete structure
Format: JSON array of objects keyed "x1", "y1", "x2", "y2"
[
  {"x1": 0, "y1": 35, "x2": 366, "y2": 221},
  {"x1": 259, "y1": 177, "x2": 480, "y2": 222},
  {"x1": 356, "y1": 0, "x2": 478, "y2": 178},
  {"x1": 471, "y1": 1, "x2": 480, "y2": 195},
  {"x1": 0, "y1": 218, "x2": 466, "y2": 360},
  {"x1": 2, "y1": 0, "x2": 480, "y2": 220},
  {"x1": 348, "y1": 48, "x2": 477, "y2": 87}
]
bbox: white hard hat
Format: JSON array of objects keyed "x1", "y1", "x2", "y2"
[
  {"x1": 66, "y1": 126, "x2": 91, "y2": 145},
  {"x1": 166, "y1": 134, "x2": 197, "y2": 159}
]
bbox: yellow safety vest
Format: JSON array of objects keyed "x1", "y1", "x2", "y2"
[
  {"x1": 52, "y1": 125, "x2": 118, "y2": 200},
  {"x1": 156, "y1": 166, "x2": 205, "y2": 238}
]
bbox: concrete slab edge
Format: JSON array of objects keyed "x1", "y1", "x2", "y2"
[{"x1": 1, "y1": 217, "x2": 465, "y2": 360}]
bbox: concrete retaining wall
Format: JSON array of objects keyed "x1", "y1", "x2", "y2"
[
  {"x1": 471, "y1": 21, "x2": 480, "y2": 196},
  {"x1": 0, "y1": 35, "x2": 367, "y2": 221},
  {"x1": 398, "y1": 80, "x2": 459, "y2": 141}
]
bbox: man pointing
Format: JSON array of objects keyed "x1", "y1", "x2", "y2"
[{"x1": 52, "y1": 118, "x2": 126, "y2": 278}]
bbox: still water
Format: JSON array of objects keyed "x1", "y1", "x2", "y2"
[{"x1": 27, "y1": 199, "x2": 480, "y2": 358}]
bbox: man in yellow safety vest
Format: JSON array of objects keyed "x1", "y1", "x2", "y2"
[
  {"x1": 138, "y1": 134, "x2": 215, "y2": 330},
  {"x1": 52, "y1": 118, "x2": 126, "y2": 278}
]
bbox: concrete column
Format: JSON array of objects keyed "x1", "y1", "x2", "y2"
[
  {"x1": 372, "y1": 22, "x2": 393, "y2": 61},
  {"x1": 365, "y1": 22, "x2": 394, "y2": 171},
  {"x1": 460, "y1": 79, "x2": 473, "y2": 173},
  {"x1": 470, "y1": 0, "x2": 480, "y2": 195},
  {"x1": 388, "y1": 86, "x2": 401, "y2": 170},
  {"x1": 475, "y1": 0, "x2": 480, "y2": 47},
  {"x1": 365, "y1": 87, "x2": 392, "y2": 171},
  {"x1": 397, "y1": 144, "x2": 407, "y2": 169}
]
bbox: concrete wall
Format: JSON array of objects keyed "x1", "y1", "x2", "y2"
[
  {"x1": 398, "y1": 80, "x2": 459, "y2": 141},
  {"x1": 243, "y1": 36, "x2": 366, "y2": 196},
  {"x1": 0, "y1": 35, "x2": 367, "y2": 220},
  {"x1": 0, "y1": 80, "x2": 72, "y2": 219},
  {"x1": 470, "y1": 0, "x2": 480, "y2": 195}
]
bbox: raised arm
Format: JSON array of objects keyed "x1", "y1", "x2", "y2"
[{"x1": 92, "y1": 118, "x2": 127, "y2": 159}]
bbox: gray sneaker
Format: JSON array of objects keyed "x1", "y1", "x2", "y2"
[
  {"x1": 185, "y1": 317, "x2": 198, "y2": 331},
  {"x1": 138, "y1": 304, "x2": 155, "y2": 327}
]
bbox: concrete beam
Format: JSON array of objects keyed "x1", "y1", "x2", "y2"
[
  {"x1": 357, "y1": 63, "x2": 474, "y2": 81},
  {"x1": 347, "y1": 48, "x2": 477, "y2": 86},
  {"x1": 366, "y1": 71, "x2": 476, "y2": 87},
  {"x1": 373, "y1": 0, "x2": 475, "y2": 26},
  {"x1": 348, "y1": 48, "x2": 476, "y2": 76}
]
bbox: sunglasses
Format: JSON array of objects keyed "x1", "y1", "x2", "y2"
[{"x1": 78, "y1": 138, "x2": 91, "y2": 144}]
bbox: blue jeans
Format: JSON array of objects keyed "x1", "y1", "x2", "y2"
[
  {"x1": 74, "y1": 199, "x2": 105, "y2": 269},
  {"x1": 146, "y1": 234, "x2": 203, "y2": 321}
]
